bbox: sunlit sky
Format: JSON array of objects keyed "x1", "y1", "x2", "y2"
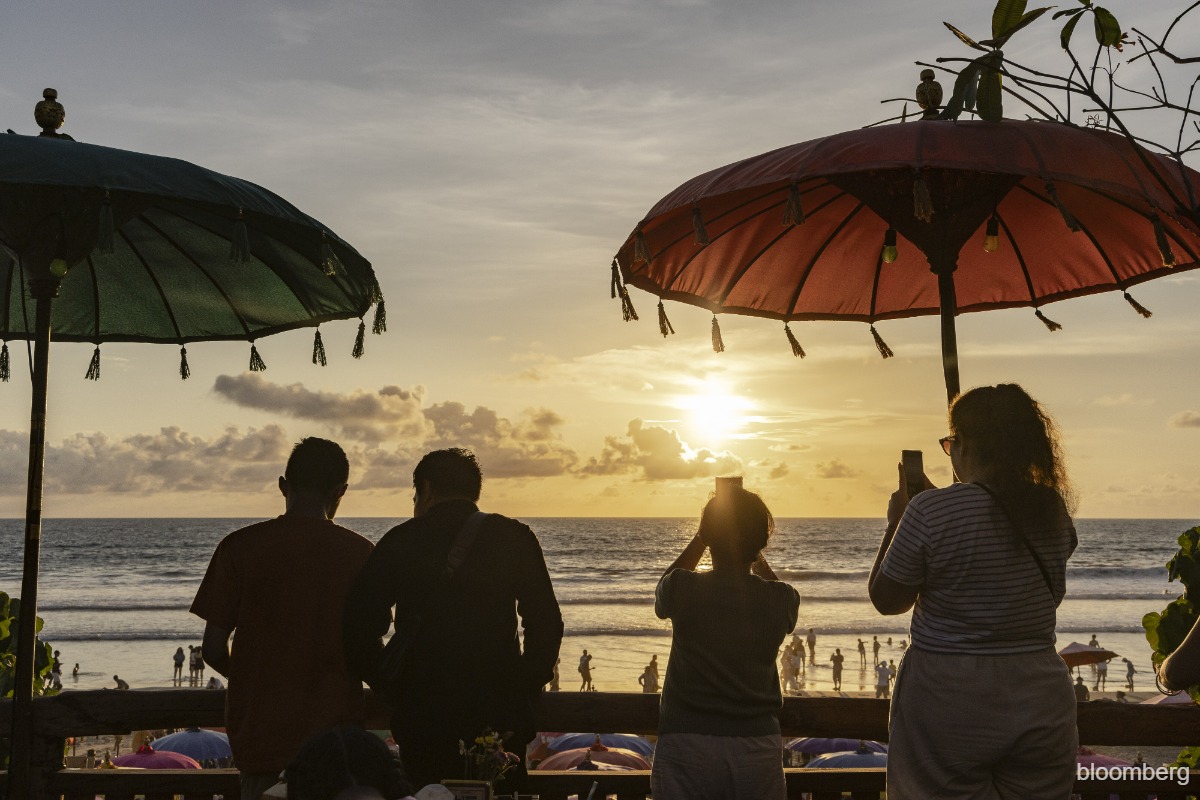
[{"x1": 1, "y1": 1, "x2": 1198, "y2": 519}]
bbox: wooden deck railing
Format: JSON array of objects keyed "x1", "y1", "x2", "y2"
[{"x1": 4, "y1": 690, "x2": 1200, "y2": 799}]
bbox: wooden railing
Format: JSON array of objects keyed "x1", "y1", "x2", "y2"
[{"x1": 4, "y1": 690, "x2": 1200, "y2": 799}]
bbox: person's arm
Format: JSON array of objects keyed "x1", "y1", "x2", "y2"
[
  {"x1": 662, "y1": 533, "x2": 706, "y2": 579},
  {"x1": 751, "y1": 553, "x2": 779, "y2": 581},
  {"x1": 514, "y1": 525, "x2": 565, "y2": 694},
  {"x1": 202, "y1": 623, "x2": 232, "y2": 678},
  {"x1": 342, "y1": 537, "x2": 401, "y2": 689},
  {"x1": 868, "y1": 463, "x2": 929, "y2": 615},
  {"x1": 1159, "y1": 620, "x2": 1200, "y2": 691}
]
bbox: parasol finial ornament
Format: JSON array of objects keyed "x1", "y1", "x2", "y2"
[
  {"x1": 915, "y1": 70, "x2": 943, "y2": 121},
  {"x1": 34, "y1": 88, "x2": 68, "y2": 138}
]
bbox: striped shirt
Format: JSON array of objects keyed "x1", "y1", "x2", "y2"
[{"x1": 880, "y1": 483, "x2": 1076, "y2": 655}]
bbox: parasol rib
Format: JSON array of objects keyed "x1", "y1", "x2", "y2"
[
  {"x1": 785, "y1": 198, "x2": 869, "y2": 319},
  {"x1": 995, "y1": 214, "x2": 1041, "y2": 304},
  {"x1": 119, "y1": 229, "x2": 186, "y2": 343}
]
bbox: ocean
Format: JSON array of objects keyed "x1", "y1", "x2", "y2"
[{"x1": 0, "y1": 517, "x2": 1190, "y2": 695}]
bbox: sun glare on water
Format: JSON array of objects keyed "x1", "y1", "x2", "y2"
[{"x1": 678, "y1": 378, "x2": 754, "y2": 443}]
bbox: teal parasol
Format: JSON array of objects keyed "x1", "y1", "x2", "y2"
[{"x1": 0, "y1": 90, "x2": 385, "y2": 800}]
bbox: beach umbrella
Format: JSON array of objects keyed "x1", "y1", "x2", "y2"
[
  {"x1": 150, "y1": 728, "x2": 232, "y2": 762},
  {"x1": 805, "y1": 747, "x2": 888, "y2": 769},
  {"x1": 535, "y1": 746, "x2": 651, "y2": 771},
  {"x1": 546, "y1": 733, "x2": 655, "y2": 757},
  {"x1": 112, "y1": 745, "x2": 202, "y2": 770},
  {"x1": 611, "y1": 116, "x2": 1200, "y2": 406},
  {"x1": 786, "y1": 737, "x2": 887, "y2": 755},
  {"x1": 1059, "y1": 642, "x2": 1120, "y2": 668},
  {"x1": 1140, "y1": 691, "x2": 1195, "y2": 705},
  {"x1": 2, "y1": 90, "x2": 385, "y2": 798}
]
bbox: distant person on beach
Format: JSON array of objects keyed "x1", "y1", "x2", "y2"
[
  {"x1": 1089, "y1": 634, "x2": 1100, "y2": 648},
  {"x1": 173, "y1": 647, "x2": 186, "y2": 687},
  {"x1": 195, "y1": 646, "x2": 205, "y2": 685},
  {"x1": 1123, "y1": 658, "x2": 1137, "y2": 691},
  {"x1": 651, "y1": 483, "x2": 799, "y2": 800},
  {"x1": 650, "y1": 654, "x2": 660, "y2": 680},
  {"x1": 872, "y1": 635, "x2": 880, "y2": 665},
  {"x1": 806, "y1": 628, "x2": 816, "y2": 665},
  {"x1": 206, "y1": 676, "x2": 225, "y2": 690},
  {"x1": 780, "y1": 646, "x2": 795, "y2": 694},
  {"x1": 639, "y1": 663, "x2": 659, "y2": 693},
  {"x1": 1095, "y1": 658, "x2": 1108, "y2": 691},
  {"x1": 874, "y1": 662, "x2": 891, "y2": 698},
  {"x1": 579, "y1": 649, "x2": 594, "y2": 691},
  {"x1": 899, "y1": 638, "x2": 907, "y2": 654},
  {"x1": 1073, "y1": 676, "x2": 1090, "y2": 701},
  {"x1": 869, "y1": 383, "x2": 1078, "y2": 800},
  {"x1": 1114, "y1": 691, "x2": 1129, "y2": 703},
  {"x1": 187, "y1": 645, "x2": 198, "y2": 686},
  {"x1": 830, "y1": 649, "x2": 844, "y2": 691},
  {"x1": 550, "y1": 658, "x2": 560, "y2": 692},
  {"x1": 857, "y1": 638, "x2": 866, "y2": 667},
  {"x1": 190, "y1": 437, "x2": 374, "y2": 800},
  {"x1": 343, "y1": 447, "x2": 563, "y2": 794},
  {"x1": 72, "y1": 663, "x2": 79, "y2": 679},
  {"x1": 113, "y1": 675, "x2": 129, "y2": 690}
]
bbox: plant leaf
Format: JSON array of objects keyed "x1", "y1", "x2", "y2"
[
  {"x1": 943, "y1": 22, "x2": 989, "y2": 52},
  {"x1": 1093, "y1": 6, "x2": 1122, "y2": 47},
  {"x1": 1060, "y1": 11, "x2": 1084, "y2": 49},
  {"x1": 940, "y1": 58, "x2": 985, "y2": 120},
  {"x1": 992, "y1": 0, "x2": 1028, "y2": 39},
  {"x1": 977, "y1": 61, "x2": 1004, "y2": 121},
  {"x1": 1005, "y1": 7, "x2": 1052, "y2": 37},
  {"x1": 1053, "y1": 7, "x2": 1085, "y2": 19}
]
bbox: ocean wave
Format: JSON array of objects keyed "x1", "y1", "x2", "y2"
[
  {"x1": 40, "y1": 604, "x2": 187, "y2": 613},
  {"x1": 776, "y1": 570, "x2": 871, "y2": 581},
  {"x1": 559, "y1": 597, "x2": 653, "y2": 606},
  {"x1": 47, "y1": 631, "x2": 201, "y2": 642}
]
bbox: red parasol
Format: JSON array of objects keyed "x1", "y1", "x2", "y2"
[
  {"x1": 613, "y1": 118, "x2": 1200, "y2": 404},
  {"x1": 1058, "y1": 642, "x2": 1119, "y2": 668},
  {"x1": 111, "y1": 744, "x2": 201, "y2": 770}
]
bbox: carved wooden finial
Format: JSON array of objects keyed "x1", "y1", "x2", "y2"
[
  {"x1": 35, "y1": 88, "x2": 66, "y2": 137},
  {"x1": 916, "y1": 70, "x2": 943, "y2": 121}
]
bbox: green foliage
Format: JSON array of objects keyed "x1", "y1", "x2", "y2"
[
  {"x1": 940, "y1": 0, "x2": 1122, "y2": 120},
  {"x1": 1143, "y1": 526, "x2": 1200, "y2": 765},
  {"x1": 0, "y1": 590, "x2": 58, "y2": 770}
]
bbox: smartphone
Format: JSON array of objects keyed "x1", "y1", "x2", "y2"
[
  {"x1": 901, "y1": 450, "x2": 924, "y2": 498},
  {"x1": 715, "y1": 476, "x2": 743, "y2": 498}
]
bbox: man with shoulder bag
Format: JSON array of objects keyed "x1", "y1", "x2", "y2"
[{"x1": 344, "y1": 448, "x2": 563, "y2": 791}]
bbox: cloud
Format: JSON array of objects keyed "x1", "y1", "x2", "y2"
[
  {"x1": 581, "y1": 419, "x2": 741, "y2": 480},
  {"x1": 768, "y1": 443, "x2": 813, "y2": 453},
  {"x1": 0, "y1": 426, "x2": 291, "y2": 494},
  {"x1": 214, "y1": 375, "x2": 579, "y2": 482},
  {"x1": 769, "y1": 462, "x2": 789, "y2": 480},
  {"x1": 1169, "y1": 411, "x2": 1200, "y2": 428},
  {"x1": 814, "y1": 459, "x2": 860, "y2": 479}
]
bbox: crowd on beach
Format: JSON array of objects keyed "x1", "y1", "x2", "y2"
[{"x1": 46, "y1": 383, "x2": 1200, "y2": 800}]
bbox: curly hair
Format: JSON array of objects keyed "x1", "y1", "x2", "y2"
[
  {"x1": 285, "y1": 726, "x2": 412, "y2": 800},
  {"x1": 949, "y1": 383, "x2": 1076, "y2": 529}
]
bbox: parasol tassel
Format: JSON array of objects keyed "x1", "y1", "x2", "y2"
[
  {"x1": 912, "y1": 173, "x2": 934, "y2": 222},
  {"x1": 1123, "y1": 291, "x2": 1153, "y2": 318},
  {"x1": 0, "y1": 342, "x2": 9, "y2": 382},
  {"x1": 98, "y1": 191, "x2": 115, "y2": 255},
  {"x1": 230, "y1": 210, "x2": 252, "y2": 262},
  {"x1": 249, "y1": 343, "x2": 267, "y2": 372},
  {"x1": 85, "y1": 346, "x2": 101, "y2": 380},
  {"x1": 657, "y1": 301, "x2": 675, "y2": 337},
  {"x1": 1034, "y1": 309, "x2": 1063, "y2": 331},
  {"x1": 869, "y1": 325, "x2": 894, "y2": 359},
  {"x1": 179, "y1": 346, "x2": 190, "y2": 381},
  {"x1": 368, "y1": 278, "x2": 384, "y2": 305},
  {"x1": 1044, "y1": 181, "x2": 1080, "y2": 232},
  {"x1": 352, "y1": 320, "x2": 366, "y2": 359},
  {"x1": 711, "y1": 315, "x2": 725, "y2": 353},
  {"x1": 784, "y1": 323, "x2": 806, "y2": 358},
  {"x1": 692, "y1": 206, "x2": 710, "y2": 246},
  {"x1": 634, "y1": 230, "x2": 652, "y2": 264},
  {"x1": 783, "y1": 181, "x2": 806, "y2": 226},
  {"x1": 321, "y1": 237, "x2": 344, "y2": 277},
  {"x1": 372, "y1": 300, "x2": 386, "y2": 334},
  {"x1": 1152, "y1": 214, "x2": 1177, "y2": 267},
  {"x1": 312, "y1": 330, "x2": 327, "y2": 366},
  {"x1": 620, "y1": 287, "x2": 639, "y2": 322},
  {"x1": 610, "y1": 259, "x2": 621, "y2": 299}
]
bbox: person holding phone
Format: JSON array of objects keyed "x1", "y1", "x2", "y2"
[
  {"x1": 651, "y1": 480, "x2": 800, "y2": 800},
  {"x1": 868, "y1": 384, "x2": 1078, "y2": 800}
]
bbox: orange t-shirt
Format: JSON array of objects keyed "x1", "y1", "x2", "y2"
[{"x1": 190, "y1": 516, "x2": 373, "y2": 773}]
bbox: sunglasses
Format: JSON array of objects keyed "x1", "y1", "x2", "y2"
[{"x1": 939, "y1": 435, "x2": 956, "y2": 455}]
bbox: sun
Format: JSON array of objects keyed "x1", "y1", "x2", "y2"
[{"x1": 677, "y1": 378, "x2": 753, "y2": 443}]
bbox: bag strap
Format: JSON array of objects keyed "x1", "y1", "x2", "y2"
[
  {"x1": 443, "y1": 510, "x2": 489, "y2": 580},
  {"x1": 973, "y1": 482, "x2": 1055, "y2": 598}
]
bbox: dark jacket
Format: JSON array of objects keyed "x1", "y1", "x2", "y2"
[{"x1": 343, "y1": 500, "x2": 563, "y2": 735}]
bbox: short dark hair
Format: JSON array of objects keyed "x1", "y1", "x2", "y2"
[
  {"x1": 699, "y1": 486, "x2": 773, "y2": 565},
  {"x1": 284, "y1": 438, "x2": 349, "y2": 494},
  {"x1": 286, "y1": 725, "x2": 411, "y2": 800},
  {"x1": 413, "y1": 448, "x2": 482, "y2": 500}
]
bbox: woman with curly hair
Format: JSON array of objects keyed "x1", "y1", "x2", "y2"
[
  {"x1": 869, "y1": 384, "x2": 1078, "y2": 800},
  {"x1": 651, "y1": 483, "x2": 799, "y2": 800}
]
